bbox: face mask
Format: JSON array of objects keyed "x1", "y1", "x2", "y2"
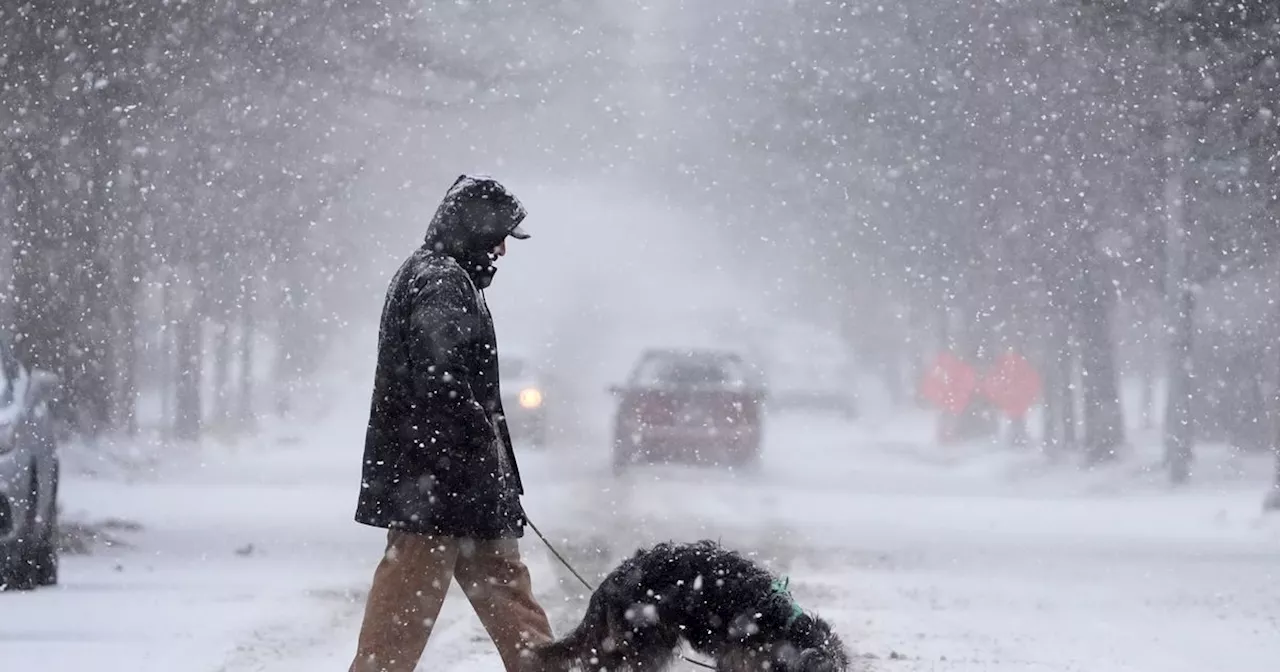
[{"x1": 468, "y1": 256, "x2": 497, "y2": 289}]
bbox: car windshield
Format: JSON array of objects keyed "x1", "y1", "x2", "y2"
[{"x1": 632, "y1": 353, "x2": 749, "y2": 389}]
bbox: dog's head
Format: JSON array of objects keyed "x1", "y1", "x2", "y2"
[
  {"x1": 794, "y1": 645, "x2": 850, "y2": 672},
  {"x1": 779, "y1": 614, "x2": 850, "y2": 672}
]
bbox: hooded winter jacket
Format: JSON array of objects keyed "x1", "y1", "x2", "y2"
[{"x1": 355, "y1": 175, "x2": 529, "y2": 539}]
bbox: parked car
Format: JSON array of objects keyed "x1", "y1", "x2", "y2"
[
  {"x1": 762, "y1": 323, "x2": 858, "y2": 418},
  {"x1": 500, "y1": 352, "x2": 553, "y2": 449},
  {"x1": 0, "y1": 336, "x2": 60, "y2": 590},
  {"x1": 609, "y1": 348, "x2": 766, "y2": 473}
]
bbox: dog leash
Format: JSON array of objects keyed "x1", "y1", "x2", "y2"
[
  {"x1": 526, "y1": 516, "x2": 599, "y2": 594},
  {"x1": 526, "y1": 516, "x2": 718, "y2": 671}
]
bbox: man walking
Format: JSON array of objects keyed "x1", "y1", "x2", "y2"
[{"x1": 350, "y1": 175, "x2": 552, "y2": 672}]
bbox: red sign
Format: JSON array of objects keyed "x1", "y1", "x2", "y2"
[
  {"x1": 979, "y1": 350, "x2": 1042, "y2": 418},
  {"x1": 919, "y1": 351, "x2": 978, "y2": 415}
]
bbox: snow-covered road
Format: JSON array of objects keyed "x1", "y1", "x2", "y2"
[{"x1": 3, "y1": 400, "x2": 1278, "y2": 672}]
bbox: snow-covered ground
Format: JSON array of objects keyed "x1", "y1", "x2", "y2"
[{"x1": 3, "y1": 384, "x2": 1278, "y2": 671}]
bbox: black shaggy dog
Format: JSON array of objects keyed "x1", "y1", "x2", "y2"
[{"x1": 527, "y1": 540, "x2": 850, "y2": 672}]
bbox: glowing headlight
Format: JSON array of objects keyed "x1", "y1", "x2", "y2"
[{"x1": 518, "y1": 387, "x2": 543, "y2": 409}]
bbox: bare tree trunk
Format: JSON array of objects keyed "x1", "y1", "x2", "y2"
[
  {"x1": 174, "y1": 313, "x2": 203, "y2": 441},
  {"x1": 237, "y1": 280, "x2": 257, "y2": 427},
  {"x1": 114, "y1": 270, "x2": 140, "y2": 436},
  {"x1": 212, "y1": 321, "x2": 232, "y2": 426},
  {"x1": 107, "y1": 194, "x2": 142, "y2": 435},
  {"x1": 1079, "y1": 259, "x2": 1126, "y2": 465},
  {"x1": 1041, "y1": 354, "x2": 1061, "y2": 454},
  {"x1": 905, "y1": 301, "x2": 929, "y2": 409},
  {"x1": 1266, "y1": 266, "x2": 1280, "y2": 509},
  {"x1": 1268, "y1": 454, "x2": 1280, "y2": 510},
  {"x1": 1061, "y1": 335, "x2": 1079, "y2": 453},
  {"x1": 275, "y1": 286, "x2": 295, "y2": 419},
  {"x1": 170, "y1": 264, "x2": 203, "y2": 441},
  {"x1": 1049, "y1": 338, "x2": 1080, "y2": 454},
  {"x1": 945, "y1": 290, "x2": 998, "y2": 443},
  {"x1": 1164, "y1": 287, "x2": 1195, "y2": 484},
  {"x1": 1041, "y1": 294, "x2": 1078, "y2": 456},
  {"x1": 274, "y1": 268, "x2": 311, "y2": 418},
  {"x1": 160, "y1": 277, "x2": 174, "y2": 440},
  {"x1": 111, "y1": 149, "x2": 148, "y2": 437},
  {"x1": 1140, "y1": 327, "x2": 1157, "y2": 431},
  {"x1": 1040, "y1": 302, "x2": 1062, "y2": 455},
  {"x1": 1162, "y1": 118, "x2": 1194, "y2": 484},
  {"x1": 73, "y1": 95, "x2": 122, "y2": 437},
  {"x1": 10, "y1": 151, "x2": 72, "y2": 429}
]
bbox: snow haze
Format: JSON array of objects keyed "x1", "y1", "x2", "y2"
[{"x1": 2, "y1": 2, "x2": 1279, "y2": 671}]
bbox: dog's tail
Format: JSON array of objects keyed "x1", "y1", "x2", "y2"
[{"x1": 525, "y1": 589, "x2": 612, "y2": 672}]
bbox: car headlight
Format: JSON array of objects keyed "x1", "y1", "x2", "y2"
[{"x1": 518, "y1": 387, "x2": 543, "y2": 409}]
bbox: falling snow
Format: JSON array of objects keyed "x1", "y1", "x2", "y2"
[{"x1": 2, "y1": 1, "x2": 1280, "y2": 671}]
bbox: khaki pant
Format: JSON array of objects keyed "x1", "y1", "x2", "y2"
[{"x1": 349, "y1": 530, "x2": 553, "y2": 672}]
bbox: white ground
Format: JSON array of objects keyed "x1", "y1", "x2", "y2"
[{"x1": 3, "y1": 382, "x2": 1278, "y2": 672}]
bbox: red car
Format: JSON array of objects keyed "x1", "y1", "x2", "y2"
[{"x1": 609, "y1": 348, "x2": 766, "y2": 473}]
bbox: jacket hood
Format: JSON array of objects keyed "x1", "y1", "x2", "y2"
[{"x1": 424, "y1": 174, "x2": 528, "y2": 257}]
